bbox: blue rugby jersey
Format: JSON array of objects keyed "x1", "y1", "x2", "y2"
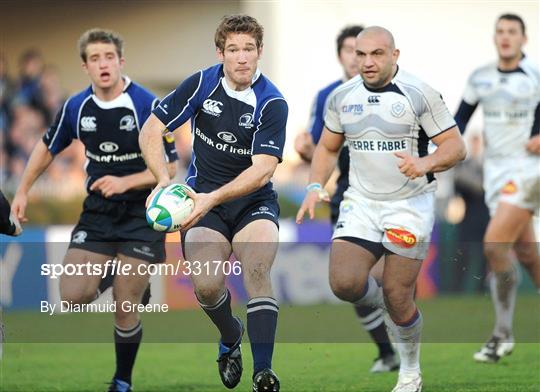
[
  {"x1": 43, "y1": 77, "x2": 177, "y2": 202},
  {"x1": 153, "y1": 64, "x2": 288, "y2": 194}
]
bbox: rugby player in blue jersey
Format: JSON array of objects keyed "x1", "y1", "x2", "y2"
[
  {"x1": 140, "y1": 15, "x2": 287, "y2": 392},
  {"x1": 12, "y1": 29, "x2": 177, "y2": 392}
]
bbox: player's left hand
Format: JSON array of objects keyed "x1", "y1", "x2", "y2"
[
  {"x1": 395, "y1": 152, "x2": 431, "y2": 180},
  {"x1": 90, "y1": 176, "x2": 128, "y2": 198},
  {"x1": 179, "y1": 189, "x2": 217, "y2": 231},
  {"x1": 526, "y1": 135, "x2": 540, "y2": 155}
]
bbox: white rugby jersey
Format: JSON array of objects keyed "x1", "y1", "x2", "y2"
[
  {"x1": 462, "y1": 56, "x2": 540, "y2": 160},
  {"x1": 324, "y1": 67, "x2": 456, "y2": 201}
]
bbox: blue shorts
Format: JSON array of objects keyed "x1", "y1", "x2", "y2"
[{"x1": 187, "y1": 179, "x2": 280, "y2": 242}]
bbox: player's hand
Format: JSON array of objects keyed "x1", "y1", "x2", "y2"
[
  {"x1": 9, "y1": 210, "x2": 23, "y2": 236},
  {"x1": 395, "y1": 152, "x2": 431, "y2": 180},
  {"x1": 90, "y1": 176, "x2": 128, "y2": 198},
  {"x1": 526, "y1": 135, "x2": 540, "y2": 155},
  {"x1": 295, "y1": 189, "x2": 330, "y2": 224},
  {"x1": 180, "y1": 189, "x2": 217, "y2": 231},
  {"x1": 146, "y1": 178, "x2": 171, "y2": 207},
  {"x1": 294, "y1": 131, "x2": 315, "y2": 161},
  {"x1": 11, "y1": 192, "x2": 29, "y2": 223}
]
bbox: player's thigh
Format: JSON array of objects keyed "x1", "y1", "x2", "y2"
[
  {"x1": 513, "y1": 218, "x2": 539, "y2": 264},
  {"x1": 484, "y1": 202, "x2": 532, "y2": 243},
  {"x1": 232, "y1": 219, "x2": 279, "y2": 270},
  {"x1": 112, "y1": 254, "x2": 150, "y2": 303},
  {"x1": 59, "y1": 248, "x2": 111, "y2": 303},
  {"x1": 382, "y1": 253, "x2": 422, "y2": 301},
  {"x1": 185, "y1": 227, "x2": 231, "y2": 296},
  {"x1": 329, "y1": 239, "x2": 379, "y2": 290},
  {"x1": 232, "y1": 220, "x2": 278, "y2": 295}
]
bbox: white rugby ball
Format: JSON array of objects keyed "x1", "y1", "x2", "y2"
[{"x1": 146, "y1": 183, "x2": 194, "y2": 232}]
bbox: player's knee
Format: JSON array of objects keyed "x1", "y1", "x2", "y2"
[
  {"x1": 194, "y1": 284, "x2": 223, "y2": 306},
  {"x1": 483, "y1": 241, "x2": 506, "y2": 263},
  {"x1": 514, "y1": 244, "x2": 538, "y2": 266},
  {"x1": 330, "y1": 276, "x2": 364, "y2": 303},
  {"x1": 60, "y1": 287, "x2": 95, "y2": 305},
  {"x1": 383, "y1": 284, "x2": 410, "y2": 311}
]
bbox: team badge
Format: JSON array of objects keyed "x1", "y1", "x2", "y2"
[
  {"x1": 386, "y1": 228, "x2": 417, "y2": 248},
  {"x1": 391, "y1": 102, "x2": 406, "y2": 118},
  {"x1": 72, "y1": 231, "x2": 87, "y2": 244},
  {"x1": 119, "y1": 115, "x2": 136, "y2": 131},
  {"x1": 239, "y1": 113, "x2": 254, "y2": 128}
]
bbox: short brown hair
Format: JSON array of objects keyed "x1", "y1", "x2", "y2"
[
  {"x1": 214, "y1": 15, "x2": 264, "y2": 52},
  {"x1": 78, "y1": 28, "x2": 124, "y2": 62},
  {"x1": 497, "y1": 13, "x2": 526, "y2": 35}
]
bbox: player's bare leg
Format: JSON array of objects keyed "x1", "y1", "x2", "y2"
[
  {"x1": 59, "y1": 249, "x2": 110, "y2": 305},
  {"x1": 232, "y1": 220, "x2": 280, "y2": 391},
  {"x1": 329, "y1": 239, "x2": 380, "y2": 306},
  {"x1": 513, "y1": 220, "x2": 540, "y2": 288},
  {"x1": 186, "y1": 227, "x2": 243, "y2": 389},
  {"x1": 478, "y1": 202, "x2": 535, "y2": 363},
  {"x1": 382, "y1": 253, "x2": 423, "y2": 392},
  {"x1": 109, "y1": 255, "x2": 150, "y2": 391}
]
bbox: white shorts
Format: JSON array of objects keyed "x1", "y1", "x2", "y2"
[
  {"x1": 332, "y1": 190, "x2": 436, "y2": 260},
  {"x1": 484, "y1": 157, "x2": 540, "y2": 216}
]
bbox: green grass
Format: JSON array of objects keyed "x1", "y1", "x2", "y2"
[{"x1": 1, "y1": 296, "x2": 539, "y2": 391}]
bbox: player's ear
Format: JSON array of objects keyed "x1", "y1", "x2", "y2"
[
  {"x1": 216, "y1": 47, "x2": 224, "y2": 62},
  {"x1": 257, "y1": 44, "x2": 264, "y2": 59},
  {"x1": 119, "y1": 56, "x2": 125, "y2": 68},
  {"x1": 81, "y1": 61, "x2": 89, "y2": 75},
  {"x1": 393, "y1": 48, "x2": 400, "y2": 64}
]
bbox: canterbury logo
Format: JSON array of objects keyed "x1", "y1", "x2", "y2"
[
  {"x1": 80, "y1": 116, "x2": 96, "y2": 132},
  {"x1": 386, "y1": 228, "x2": 417, "y2": 248},
  {"x1": 501, "y1": 180, "x2": 517, "y2": 195},
  {"x1": 368, "y1": 95, "x2": 380, "y2": 104},
  {"x1": 202, "y1": 99, "x2": 223, "y2": 116}
]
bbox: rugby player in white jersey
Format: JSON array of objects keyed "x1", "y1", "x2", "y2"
[
  {"x1": 455, "y1": 13, "x2": 540, "y2": 363},
  {"x1": 297, "y1": 26, "x2": 466, "y2": 392}
]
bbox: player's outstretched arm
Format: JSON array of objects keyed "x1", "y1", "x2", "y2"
[
  {"x1": 296, "y1": 127, "x2": 344, "y2": 224},
  {"x1": 139, "y1": 113, "x2": 173, "y2": 204},
  {"x1": 395, "y1": 126, "x2": 466, "y2": 180},
  {"x1": 11, "y1": 140, "x2": 54, "y2": 222}
]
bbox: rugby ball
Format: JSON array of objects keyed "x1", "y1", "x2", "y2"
[{"x1": 146, "y1": 183, "x2": 194, "y2": 232}]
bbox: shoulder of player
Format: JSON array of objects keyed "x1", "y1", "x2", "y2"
[
  {"x1": 62, "y1": 86, "x2": 93, "y2": 115},
  {"x1": 316, "y1": 79, "x2": 343, "y2": 103},
  {"x1": 125, "y1": 79, "x2": 158, "y2": 106},
  {"x1": 520, "y1": 56, "x2": 540, "y2": 82},
  {"x1": 394, "y1": 69, "x2": 441, "y2": 98},
  {"x1": 326, "y1": 75, "x2": 361, "y2": 103},
  {"x1": 468, "y1": 62, "x2": 497, "y2": 81},
  {"x1": 253, "y1": 74, "x2": 287, "y2": 109}
]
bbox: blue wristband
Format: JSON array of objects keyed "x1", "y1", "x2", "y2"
[{"x1": 306, "y1": 183, "x2": 323, "y2": 192}]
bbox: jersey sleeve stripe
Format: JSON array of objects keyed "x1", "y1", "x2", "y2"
[
  {"x1": 48, "y1": 97, "x2": 72, "y2": 152},
  {"x1": 251, "y1": 97, "x2": 287, "y2": 153},
  {"x1": 164, "y1": 70, "x2": 203, "y2": 130}
]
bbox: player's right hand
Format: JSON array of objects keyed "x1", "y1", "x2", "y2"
[
  {"x1": 295, "y1": 189, "x2": 330, "y2": 224},
  {"x1": 146, "y1": 179, "x2": 171, "y2": 207},
  {"x1": 11, "y1": 193, "x2": 28, "y2": 223}
]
